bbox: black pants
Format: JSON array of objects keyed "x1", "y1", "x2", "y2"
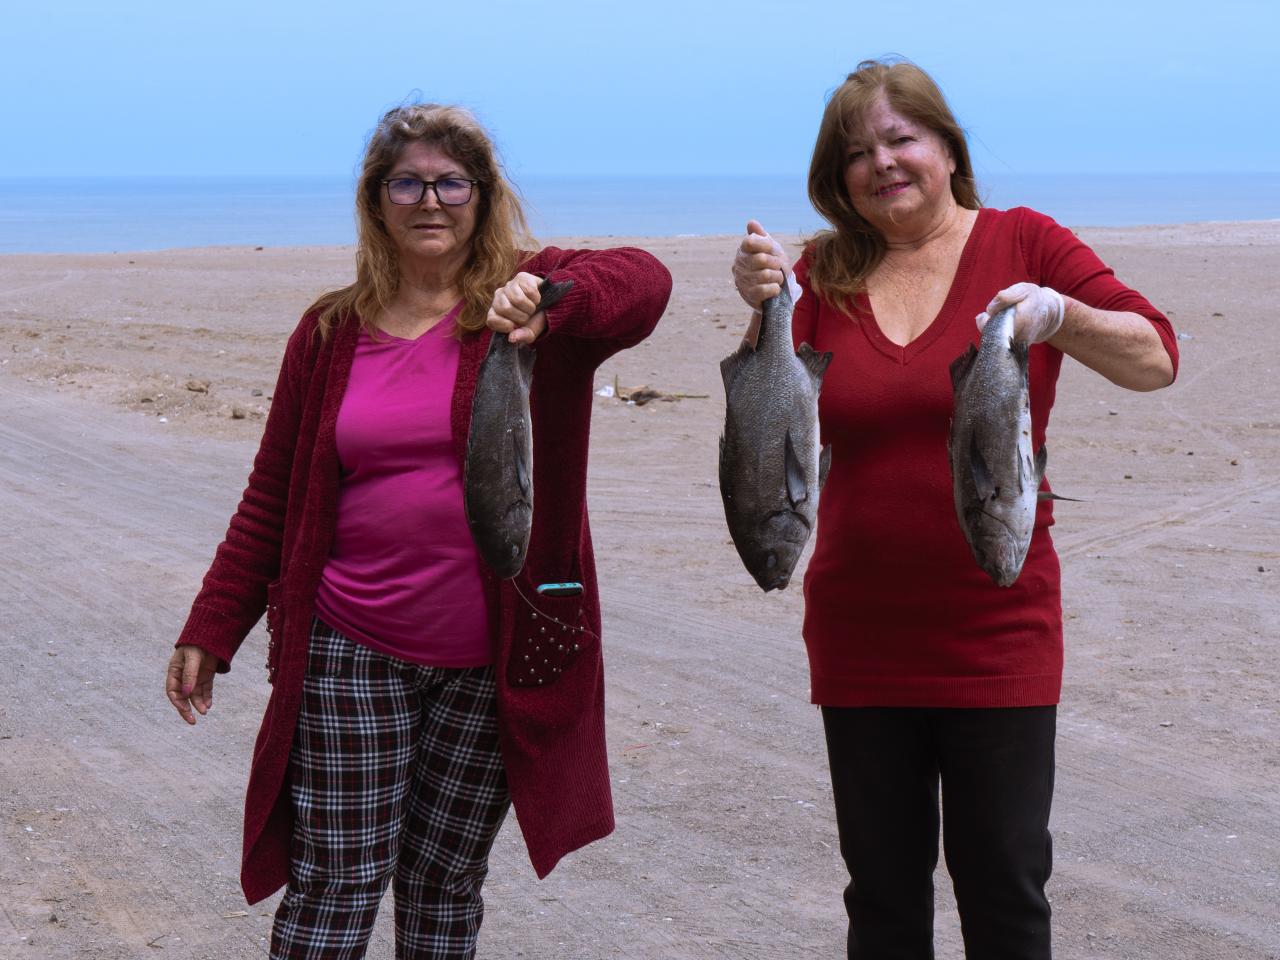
[{"x1": 821, "y1": 706, "x2": 1056, "y2": 960}]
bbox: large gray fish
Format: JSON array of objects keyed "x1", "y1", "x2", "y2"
[
  {"x1": 719, "y1": 282, "x2": 832, "y2": 592},
  {"x1": 948, "y1": 305, "x2": 1049, "y2": 587},
  {"x1": 464, "y1": 277, "x2": 573, "y2": 579}
]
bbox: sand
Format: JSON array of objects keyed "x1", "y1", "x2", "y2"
[{"x1": 0, "y1": 223, "x2": 1276, "y2": 958}]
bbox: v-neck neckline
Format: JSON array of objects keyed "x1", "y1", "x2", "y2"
[
  {"x1": 372, "y1": 301, "x2": 464, "y2": 344},
  {"x1": 853, "y1": 207, "x2": 989, "y2": 365}
]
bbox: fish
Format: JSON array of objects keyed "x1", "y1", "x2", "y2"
[
  {"x1": 464, "y1": 277, "x2": 574, "y2": 579},
  {"x1": 718, "y1": 281, "x2": 832, "y2": 592},
  {"x1": 948, "y1": 305, "x2": 1048, "y2": 587}
]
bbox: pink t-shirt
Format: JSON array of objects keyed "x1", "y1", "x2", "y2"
[{"x1": 314, "y1": 307, "x2": 491, "y2": 667}]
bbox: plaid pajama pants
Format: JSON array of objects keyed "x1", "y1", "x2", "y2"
[{"x1": 270, "y1": 617, "x2": 511, "y2": 960}]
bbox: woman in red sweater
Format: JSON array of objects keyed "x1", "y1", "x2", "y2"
[
  {"x1": 732, "y1": 59, "x2": 1177, "y2": 958},
  {"x1": 163, "y1": 104, "x2": 670, "y2": 958}
]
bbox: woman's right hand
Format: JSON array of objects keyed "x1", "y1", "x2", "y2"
[
  {"x1": 732, "y1": 220, "x2": 793, "y2": 310},
  {"x1": 165, "y1": 644, "x2": 221, "y2": 725}
]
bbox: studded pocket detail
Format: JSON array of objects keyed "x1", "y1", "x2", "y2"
[{"x1": 507, "y1": 592, "x2": 593, "y2": 688}]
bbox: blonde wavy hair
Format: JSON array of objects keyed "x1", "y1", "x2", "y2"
[
  {"x1": 309, "y1": 103, "x2": 537, "y2": 339},
  {"x1": 806, "y1": 58, "x2": 980, "y2": 309}
]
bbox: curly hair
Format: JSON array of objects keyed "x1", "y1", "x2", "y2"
[{"x1": 308, "y1": 103, "x2": 537, "y2": 339}]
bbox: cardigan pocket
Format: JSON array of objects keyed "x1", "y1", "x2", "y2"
[
  {"x1": 264, "y1": 579, "x2": 283, "y2": 685},
  {"x1": 507, "y1": 591, "x2": 594, "y2": 688}
]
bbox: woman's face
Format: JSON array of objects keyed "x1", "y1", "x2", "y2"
[
  {"x1": 842, "y1": 92, "x2": 956, "y2": 238},
  {"x1": 379, "y1": 140, "x2": 479, "y2": 273}
]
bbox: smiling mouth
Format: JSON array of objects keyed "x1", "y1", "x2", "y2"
[{"x1": 874, "y1": 181, "x2": 910, "y2": 197}]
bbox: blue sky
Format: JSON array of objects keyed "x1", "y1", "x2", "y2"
[{"x1": 3, "y1": 0, "x2": 1276, "y2": 179}]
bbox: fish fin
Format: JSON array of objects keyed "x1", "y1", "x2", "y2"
[
  {"x1": 784, "y1": 430, "x2": 807, "y2": 508},
  {"x1": 1012, "y1": 338, "x2": 1030, "y2": 381},
  {"x1": 515, "y1": 340, "x2": 537, "y2": 390},
  {"x1": 719, "y1": 341, "x2": 754, "y2": 390},
  {"x1": 949, "y1": 344, "x2": 979, "y2": 393},
  {"x1": 796, "y1": 342, "x2": 833, "y2": 383},
  {"x1": 536, "y1": 277, "x2": 574, "y2": 313},
  {"x1": 512, "y1": 429, "x2": 531, "y2": 499},
  {"x1": 1038, "y1": 490, "x2": 1082, "y2": 502},
  {"x1": 482, "y1": 329, "x2": 504, "y2": 361},
  {"x1": 1031, "y1": 443, "x2": 1081, "y2": 500},
  {"x1": 818, "y1": 444, "x2": 832, "y2": 491},
  {"x1": 717, "y1": 432, "x2": 732, "y2": 498},
  {"x1": 968, "y1": 433, "x2": 996, "y2": 502}
]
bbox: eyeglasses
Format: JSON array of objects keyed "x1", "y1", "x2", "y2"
[{"x1": 380, "y1": 177, "x2": 478, "y2": 206}]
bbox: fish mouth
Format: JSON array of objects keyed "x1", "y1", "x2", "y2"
[
  {"x1": 758, "y1": 574, "x2": 790, "y2": 592},
  {"x1": 976, "y1": 514, "x2": 1025, "y2": 586}
]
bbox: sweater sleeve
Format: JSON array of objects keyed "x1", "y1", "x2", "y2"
[
  {"x1": 524, "y1": 246, "x2": 672, "y2": 365},
  {"x1": 174, "y1": 318, "x2": 310, "y2": 670},
  {"x1": 1016, "y1": 207, "x2": 1179, "y2": 380}
]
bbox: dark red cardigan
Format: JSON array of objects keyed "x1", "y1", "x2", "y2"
[{"x1": 176, "y1": 246, "x2": 671, "y2": 904}]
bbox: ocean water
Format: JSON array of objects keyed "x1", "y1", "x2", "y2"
[{"x1": 1, "y1": 173, "x2": 1277, "y2": 255}]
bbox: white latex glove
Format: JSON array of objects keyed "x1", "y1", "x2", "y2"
[
  {"x1": 976, "y1": 282, "x2": 1065, "y2": 343},
  {"x1": 731, "y1": 220, "x2": 801, "y2": 310}
]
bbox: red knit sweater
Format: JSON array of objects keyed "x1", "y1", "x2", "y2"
[
  {"x1": 792, "y1": 207, "x2": 1177, "y2": 707},
  {"x1": 176, "y1": 246, "x2": 671, "y2": 903}
]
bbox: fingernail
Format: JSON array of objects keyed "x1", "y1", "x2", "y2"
[{"x1": 182, "y1": 684, "x2": 193, "y2": 695}]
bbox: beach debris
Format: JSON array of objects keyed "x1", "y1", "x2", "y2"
[
  {"x1": 463, "y1": 278, "x2": 573, "y2": 578},
  {"x1": 230, "y1": 405, "x2": 247, "y2": 420},
  {"x1": 948, "y1": 306, "x2": 1070, "y2": 587},
  {"x1": 718, "y1": 282, "x2": 831, "y2": 592},
  {"x1": 184, "y1": 379, "x2": 209, "y2": 393},
  {"x1": 1176, "y1": 332, "x2": 1194, "y2": 341},
  {"x1": 594, "y1": 383, "x2": 615, "y2": 398},
  {"x1": 610, "y1": 375, "x2": 707, "y2": 406}
]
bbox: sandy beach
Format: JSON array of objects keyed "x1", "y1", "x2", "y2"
[{"x1": 0, "y1": 222, "x2": 1276, "y2": 958}]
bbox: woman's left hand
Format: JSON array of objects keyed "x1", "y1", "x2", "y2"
[
  {"x1": 488, "y1": 272, "x2": 552, "y2": 345},
  {"x1": 977, "y1": 282, "x2": 1065, "y2": 343}
]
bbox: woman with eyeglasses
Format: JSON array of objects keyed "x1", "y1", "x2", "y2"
[
  {"x1": 731, "y1": 59, "x2": 1177, "y2": 958},
  {"x1": 164, "y1": 103, "x2": 671, "y2": 958}
]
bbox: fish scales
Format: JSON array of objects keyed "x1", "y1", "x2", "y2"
[
  {"x1": 718, "y1": 283, "x2": 832, "y2": 592},
  {"x1": 464, "y1": 278, "x2": 574, "y2": 578}
]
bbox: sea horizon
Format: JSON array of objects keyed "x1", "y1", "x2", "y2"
[{"x1": 2, "y1": 172, "x2": 1278, "y2": 255}]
